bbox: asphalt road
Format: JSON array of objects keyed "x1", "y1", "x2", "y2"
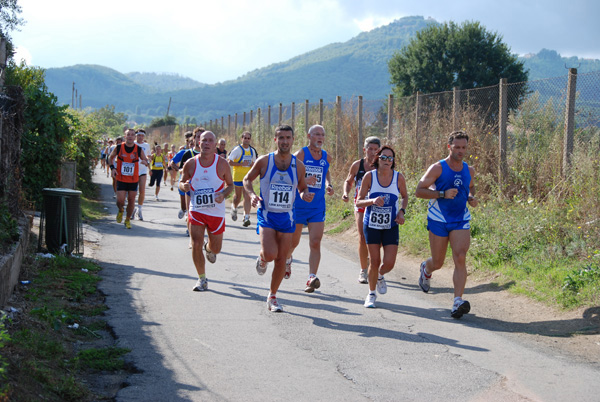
[{"x1": 90, "y1": 167, "x2": 600, "y2": 401}]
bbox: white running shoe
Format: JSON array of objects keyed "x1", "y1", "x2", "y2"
[
  {"x1": 192, "y1": 277, "x2": 208, "y2": 291},
  {"x1": 256, "y1": 257, "x2": 268, "y2": 275},
  {"x1": 358, "y1": 269, "x2": 368, "y2": 284},
  {"x1": 451, "y1": 299, "x2": 471, "y2": 319},
  {"x1": 267, "y1": 296, "x2": 283, "y2": 312},
  {"x1": 304, "y1": 276, "x2": 321, "y2": 293},
  {"x1": 419, "y1": 261, "x2": 431, "y2": 293},
  {"x1": 204, "y1": 241, "x2": 216, "y2": 263},
  {"x1": 376, "y1": 276, "x2": 387, "y2": 294},
  {"x1": 155, "y1": 195, "x2": 159, "y2": 201},
  {"x1": 131, "y1": 207, "x2": 137, "y2": 220},
  {"x1": 178, "y1": 209, "x2": 185, "y2": 219},
  {"x1": 231, "y1": 207, "x2": 238, "y2": 221},
  {"x1": 137, "y1": 208, "x2": 143, "y2": 221},
  {"x1": 364, "y1": 293, "x2": 377, "y2": 308},
  {"x1": 284, "y1": 256, "x2": 292, "y2": 279}
]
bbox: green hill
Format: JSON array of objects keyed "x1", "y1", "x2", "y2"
[{"x1": 42, "y1": 16, "x2": 599, "y2": 124}]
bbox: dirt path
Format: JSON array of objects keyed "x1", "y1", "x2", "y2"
[{"x1": 324, "y1": 226, "x2": 600, "y2": 365}]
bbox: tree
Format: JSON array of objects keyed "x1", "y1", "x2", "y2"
[
  {"x1": 388, "y1": 21, "x2": 528, "y2": 97},
  {"x1": 0, "y1": 0, "x2": 23, "y2": 38},
  {"x1": 148, "y1": 115, "x2": 177, "y2": 128}
]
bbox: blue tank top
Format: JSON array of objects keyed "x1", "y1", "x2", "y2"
[
  {"x1": 295, "y1": 146, "x2": 329, "y2": 211},
  {"x1": 363, "y1": 170, "x2": 400, "y2": 230},
  {"x1": 259, "y1": 153, "x2": 298, "y2": 215},
  {"x1": 427, "y1": 160, "x2": 471, "y2": 223}
]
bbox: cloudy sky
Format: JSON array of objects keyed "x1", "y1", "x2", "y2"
[{"x1": 10, "y1": 0, "x2": 600, "y2": 84}]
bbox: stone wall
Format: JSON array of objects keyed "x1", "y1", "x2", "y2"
[{"x1": 0, "y1": 217, "x2": 30, "y2": 307}]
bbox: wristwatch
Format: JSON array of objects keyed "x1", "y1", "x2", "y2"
[
  {"x1": 400, "y1": 208, "x2": 406, "y2": 215},
  {"x1": 439, "y1": 190, "x2": 445, "y2": 198}
]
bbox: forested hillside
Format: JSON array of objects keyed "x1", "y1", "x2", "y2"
[{"x1": 43, "y1": 16, "x2": 599, "y2": 124}]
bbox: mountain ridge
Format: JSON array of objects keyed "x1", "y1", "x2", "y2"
[{"x1": 42, "y1": 16, "x2": 600, "y2": 124}]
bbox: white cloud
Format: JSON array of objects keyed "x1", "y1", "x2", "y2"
[
  {"x1": 353, "y1": 15, "x2": 401, "y2": 32},
  {"x1": 13, "y1": 47, "x2": 32, "y2": 65}
]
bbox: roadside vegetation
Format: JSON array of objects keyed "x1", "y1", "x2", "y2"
[{"x1": 0, "y1": 251, "x2": 134, "y2": 401}]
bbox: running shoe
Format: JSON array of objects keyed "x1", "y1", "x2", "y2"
[
  {"x1": 178, "y1": 209, "x2": 185, "y2": 219},
  {"x1": 304, "y1": 276, "x2": 321, "y2": 293},
  {"x1": 137, "y1": 208, "x2": 143, "y2": 221},
  {"x1": 284, "y1": 256, "x2": 292, "y2": 279},
  {"x1": 170, "y1": 185, "x2": 174, "y2": 191},
  {"x1": 116, "y1": 210, "x2": 123, "y2": 223},
  {"x1": 242, "y1": 216, "x2": 251, "y2": 227},
  {"x1": 131, "y1": 207, "x2": 137, "y2": 220},
  {"x1": 256, "y1": 257, "x2": 268, "y2": 275},
  {"x1": 231, "y1": 207, "x2": 238, "y2": 221},
  {"x1": 186, "y1": 229, "x2": 189, "y2": 237},
  {"x1": 364, "y1": 293, "x2": 377, "y2": 308},
  {"x1": 451, "y1": 299, "x2": 471, "y2": 319},
  {"x1": 204, "y1": 241, "x2": 217, "y2": 263},
  {"x1": 358, "y1": 269, "x2": 368, "y2": 284},
  {"x1": 267, "y1": 295, "x2": 283, "y2": 312},
  {"x1": 192, "y1": 277, "x2": 208, "y2": 291},
  {"x1": 155, "y1": 195, "x2": 159, "y2": 201},
  {"x1": 124, "y1": 218, "x2": 132, "y2": 229},
  {"x1": 376, "y1": 276, "x2": 387, "y2": 294},
  {"x1": 419, "y1": 261, "x2": 431, "y2": 293}
]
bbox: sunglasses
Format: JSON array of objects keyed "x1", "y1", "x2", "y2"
[{"x1": 379, "y1": 155, "x2": 394, "y2": 162}]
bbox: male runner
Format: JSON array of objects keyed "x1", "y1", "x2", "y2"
[
  {"x1": 132, "y1": 129, "x2": 151, "y2": 220},
  {"x1": 415, "y1": 130, "x2": 479, "y2": 319},
  {"x1": 243, "y1": 125, "x2": 313, "y2": 312},
  {"x1": 342, "y1": 136, "x2": 381, "y2": 283},
  {"x1": 108, "y1": 129, "x2": 149, "y2": 229},
  {"x1": 286, "y1": 124, "x2": 333, "y2": 293},
  {"x1": 180, "y1": 131, "x2": 233, "y2": 291},
  {"x1": 228, "y1": 131, "x2": 258, "y2": 227}
]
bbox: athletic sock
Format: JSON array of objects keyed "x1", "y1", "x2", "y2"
[
  {"x1": 199, "y1": 274, "x2": 205, "y2": 279},
  {"x1": 369, "y1": 290, "x2": 376, "y2": 296},
  {"x1": 268, "y1": 292, "x2": 276, "y2": 299}
]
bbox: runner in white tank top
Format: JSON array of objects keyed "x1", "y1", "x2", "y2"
[{"x1": 179, "y1": 131, "x2": 234, "y2": 292}]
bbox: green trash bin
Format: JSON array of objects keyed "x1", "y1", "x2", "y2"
[{"x1": 40, "y1": 188, "x2": 82, "y2": 254}]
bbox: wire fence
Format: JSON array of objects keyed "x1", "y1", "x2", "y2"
[{"x1": 146, "y1": 69, "x2": 599, "y2": 203}]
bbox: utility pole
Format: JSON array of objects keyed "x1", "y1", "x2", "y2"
[
  {"x1": 166, "y1": 97, "x2": 172, "y2": 117},
  {"x1": 72, "y1": 82, "x2": 75, "y2": 108}
]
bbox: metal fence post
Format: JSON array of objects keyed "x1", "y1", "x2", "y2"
[
  {"x1": 563, "y1": 68, "x2": 577, "y2": 177},
  {"x1": 243, "y1": 112, "x2": 246, "y2": 128},
  {"x1": 358, "y1": 95, "x2": 363, "y2": 159},
  {"x1": 291, "y1": 102, "x2": 295, "y2": 131},
  {"x1": 250, "y1": 110, "x2": 253, "y2": 127},
  {"x1": 228, "y1": 115, "x2": 231, "y2": 136},
  {"x1": 319, "y1": 99, "x2": 323, "y2": 125},
  {"x1": 267, "y1": 105, "x2": 271, "y2": 148},
  {"x1": 305, "y1": 99, "x2": 309, "y2": 134},
  {"x1": 453, "y1": 87, "x2": 460, "y2": 130},
  {"x1": 336, "y1": 96, "x2": 341, "y2": 161},
  {"x1": 279, "y1": 103, "x2": 282, "y2": 126},
  {"x1": 387, "y1": 94, "x2": 394, "y2": 141},
  {"x1": 499, "y1": 78, "x2": 508, "y2": 184},
  {"x1": 414, "y1": 92, "x2": 420, "y2": 146},
  {"x1": 256, "y1": 108, "x2": 260, "y2": 140}
]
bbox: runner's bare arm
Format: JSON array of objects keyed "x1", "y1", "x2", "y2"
[
  {"x1": 468, "y1": 166, "x2": 478, "y2": 207},
  {"x1": 296, "y1": 161, "x2": 314, "y2": 203},
  {"x1": 415, "y1": 163, "x2": 446, "y2": 199},
  {"x1": 178, "y1": 159, "x2": 194, "y2": 193},
  {"x1": 215, "y1": 158, "x2": 234, "y2": 203},
  {"x1": 355, "y1": 172, "x2": 380, "y2": 208},
  {"x1": 342, "y1": 160, "x2": 360, "y2": 201},
  {"x1": 395, "y1": 172, "x2": 409, "y2": 225},
  {"x1": 243, "y1": 155, "x2": 268, "y2": 207}
]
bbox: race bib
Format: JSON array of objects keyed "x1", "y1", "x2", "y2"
[
  {"x1": 268, "y1": 184, "x2": 293, "y2": 210},
  {"x1": 154, "y1": 162, "x2": 163, "y2": 168},
  {"x1": 121, "y1": 162, "x2": 135, "y2": 176},
  {"x1": 194, "y1": 188, "x2": 216, "y2": 209},
  {"x1": 369, "y1": 206, "x2": 392, "y2": 229},
  {"x1": 305, "y1": 166, "x2": 323, "y2": 189}
]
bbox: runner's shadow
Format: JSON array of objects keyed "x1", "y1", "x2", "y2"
[{"x1": 287, "y1": 311, "x2": 489, "y2": 352}]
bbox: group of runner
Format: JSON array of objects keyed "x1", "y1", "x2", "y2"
[{"x1": 107, "y1": 124, "x2": 478, "y2": 318}]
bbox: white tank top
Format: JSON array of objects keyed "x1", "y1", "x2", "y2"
[{"x1": 189, "y1": 154, "x2": 225, "y2": 217}]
